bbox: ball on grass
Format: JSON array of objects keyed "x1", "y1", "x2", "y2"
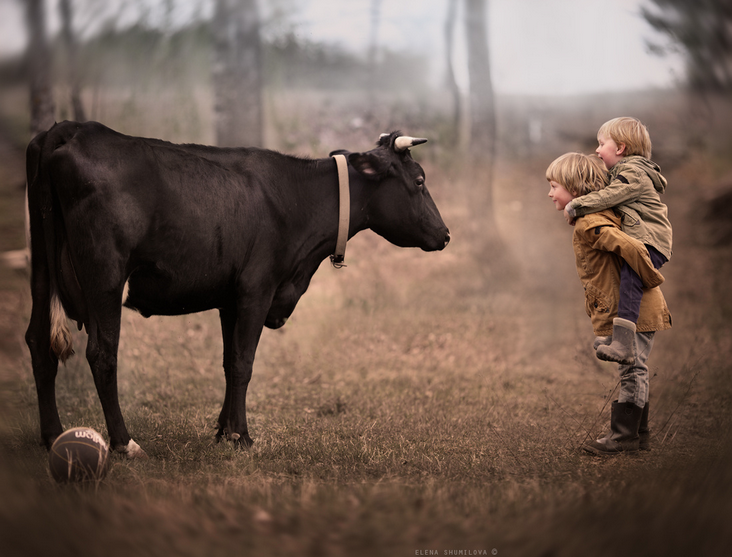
[{"x1": 48, "y1": 427, "x2": 110, "y2": 483}]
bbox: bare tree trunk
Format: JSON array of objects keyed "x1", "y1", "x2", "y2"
[
  {"x1": 444, "y1": 0, "x2": 462, "y2": 147},
  {"x1": 25, "y1": 0, "x2": 55, "y2": 137},
  {"x1": 465, "y1": 0, "x2": 496, "y2": 162},
  {"x1": 59, "y1": 0, "x2": 86, "y2": 122},
  {"x1": 464, "y1": 0, "x2": 501, "y2": 252},
  {"x1": 212, "y1": 0, "x2": 263, "y2": 148},
  {"x1": 367, "y1": 0, "x2": 382, "y2": 113}
]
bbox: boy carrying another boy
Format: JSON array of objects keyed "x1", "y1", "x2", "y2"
[
  {"x1": 564, "y1": 117, "x2": 672, "y2": 366},
  {"x1": 546, "y1": 152, "x2": 672, "y2": 455}
]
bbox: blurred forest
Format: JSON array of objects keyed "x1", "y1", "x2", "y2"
[
  {"x1": 2, "y1": 0, "x2": 444, "y2": 149},
  {"x1": 1, "y1": 0, "x2": 730, "y2": 159}
]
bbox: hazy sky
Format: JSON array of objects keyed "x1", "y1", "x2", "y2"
[
  {"x1": 294, "y1": 0, "x2": 683, "y2": 95},
  {"x1": 0, "y1": 0, "x2": 682, "y2": 96}
]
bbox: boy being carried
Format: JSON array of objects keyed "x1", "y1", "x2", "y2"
[{"x1": 564, "y1": 117, "x2": 672, "y2": 365}]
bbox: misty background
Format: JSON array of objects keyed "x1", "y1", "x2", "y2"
[
  {"x1": 0, "y1": 0, "x2": 684, "y2": 95},
  {"x1": 0, "y1": 0, "x2": 701, "y2": 150}
]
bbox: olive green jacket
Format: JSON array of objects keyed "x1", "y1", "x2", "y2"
[
  {"x1": 566, "y1": 156, "x2": 673, "y2": 261},
  {"x1": 573, "y1": 210, "x2": 672, "y2": 336}
]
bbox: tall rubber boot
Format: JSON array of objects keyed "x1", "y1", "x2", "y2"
[
  {"x1": 639, "y1": 403, "x2": 650, "y2": 451},
  {"x1": 594, "y1": 401, "x2": 651, "y2": 451},
  {"x1": 596, "y1": 318, "x2": 637, "y2": 365},
  {"x1": 583, "y1": 401, "x2": 642, "y2": 455}
]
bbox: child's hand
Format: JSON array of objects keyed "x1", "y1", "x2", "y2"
[{"x1": 563, "y1": 207, "x2": 576, "y2": 226}]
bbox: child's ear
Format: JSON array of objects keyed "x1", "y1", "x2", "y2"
[{"x1": 616, "y1": 143, "x2": 627, "y2": 156}]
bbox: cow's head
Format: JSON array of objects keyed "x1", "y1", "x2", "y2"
[{"x1": 332, "y1": 132, "x2": 450, "y2": 252}]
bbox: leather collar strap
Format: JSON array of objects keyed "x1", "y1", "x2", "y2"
[{"x1": 330, "y1": 154, "x2": 349, "y2": 268}]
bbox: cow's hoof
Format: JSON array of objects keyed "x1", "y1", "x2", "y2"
[
  {"x1": 117, "y1": 438, "x2": 149, "y2": 459},
  {"x1": 42, "y1": 437, "x2": 57, "y2": 451},
  {"x1": 214, "y1": 424, "x2": 231, "y2": 442},
  {"x1": 228, "y1": 432, "x2": 254, "y2": 448}
]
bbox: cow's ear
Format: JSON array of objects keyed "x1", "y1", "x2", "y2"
[{"x1": 348, "y1": 152, "x2": 389, "y2": 180}]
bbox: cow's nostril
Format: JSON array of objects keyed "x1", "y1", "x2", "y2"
[{"x1": 444, "y1": 231, "x2": 451, "y2": 248}]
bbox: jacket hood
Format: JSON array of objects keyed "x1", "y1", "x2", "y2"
[{"x1": 614, "y1": 156, "x2": 667, "y2": 194}]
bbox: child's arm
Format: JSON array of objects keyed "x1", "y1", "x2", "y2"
[
  {"x1": 565, "y1": 174, "x2": 643, "y2": 222},
  {"x1": 585, "y1": 223, "x2": 664, "y2": 289}
]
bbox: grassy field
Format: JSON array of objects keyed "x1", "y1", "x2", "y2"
[{"x1": 1, "y1": 89, "x2": 732, "y2": 557}]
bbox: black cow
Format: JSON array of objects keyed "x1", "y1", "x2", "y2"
[{"x1": 25, "y1": 121, "x2": 450, "y2": 458}]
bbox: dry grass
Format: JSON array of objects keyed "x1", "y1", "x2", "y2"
[{"x1": 1, "y1": 89, "x2": 732, "y2": 557}]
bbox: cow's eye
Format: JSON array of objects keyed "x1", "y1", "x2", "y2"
[{"x1": 415, "y1": 177, "x2": 425, "y2": 188}]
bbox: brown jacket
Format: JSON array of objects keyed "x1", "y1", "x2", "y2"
[{"x1": 573, "y1": 209, "x2": 672, "y2": 336}]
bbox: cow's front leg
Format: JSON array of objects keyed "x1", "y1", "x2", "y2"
[
  {"x1": 216, "y1": 304, "x2": 265, "y2": 447},
  {"x1": 216, "y1": 307, "x2": 236, "y2": 443}
]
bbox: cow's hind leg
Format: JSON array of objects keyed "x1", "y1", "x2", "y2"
[
  {"x1": 25, "y1": 181, "x2": 66, "y2": 448},
  {"x1": 25, "y1": 283, "x2": 63, "y2": 448},
  {"x1": 85, "y1": 295, "x2": 147, "y2": 459}
]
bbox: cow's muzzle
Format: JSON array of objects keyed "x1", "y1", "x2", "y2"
[{"x1": 422, "y1": 229, "x2": 450, "y2": 252}]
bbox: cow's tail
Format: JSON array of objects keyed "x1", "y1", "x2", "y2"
[
  {"x1": 27, "y1": 125, "x2": 75, "y2": 363},
  {"x1": 49, "y1": 286, "x2": 74, "y2": 362}
]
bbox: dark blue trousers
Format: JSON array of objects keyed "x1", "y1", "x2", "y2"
[{"x1": 617, "y1": 245, "x2": 668, "y2": 323}]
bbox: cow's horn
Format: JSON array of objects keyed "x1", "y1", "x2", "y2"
[{"x1": 394, "y1": 136, "x2": 428, "y2": 152}]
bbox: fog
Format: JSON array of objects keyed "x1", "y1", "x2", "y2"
[
  {"x1": 0, "y1": 0, "x2": 682, "y2": 96},
  {"x1": 296, "y1": 0, "x2": 683, "y2": 95}
]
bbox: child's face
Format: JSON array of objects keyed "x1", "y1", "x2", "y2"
[
  {"x1": 596, "y1": 134, "x2": 625, "y2": 169},
  {"x1": 548, "y1": 180, "x2": 574, "y2": 211}
]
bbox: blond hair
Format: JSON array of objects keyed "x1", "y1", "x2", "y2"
[
  {"x1": 546, "y1": 153, "x2": 608, "y2": 197},
  {"x1": 597, "y1": 117, "x2": 652, "y2": 159}
]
